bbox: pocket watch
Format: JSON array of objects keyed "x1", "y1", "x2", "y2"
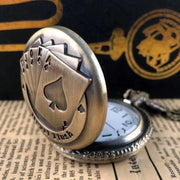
[{"x1": 20, "y1": 26, "x2": 153, "y2": 163}]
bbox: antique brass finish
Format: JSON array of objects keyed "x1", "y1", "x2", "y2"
[
  {"x1": 20, "y1": 26, "x2": 107, "y2": 149},
  {"x1": 20, "y1": 26, "x2": 153, "y2": 163}
]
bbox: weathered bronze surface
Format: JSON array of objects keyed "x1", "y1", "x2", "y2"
[
  {"x1": 20, "y1": 26, "x2": 153, "y2": 163},
  {"x1": 20, "y1": 26, "x2": 107, "y2": 149}
]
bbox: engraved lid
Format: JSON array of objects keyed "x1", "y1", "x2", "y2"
[{"x1": 20, "y1": 26, "x2": 108, "y2": 149}]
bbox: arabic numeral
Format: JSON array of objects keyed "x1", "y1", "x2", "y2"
[
  {"x1": 122, "y1": 120, "x2": 133, "y2": 127},
  {"x1": 111, "y1": 106, "x2": 122, "y2": 113}
]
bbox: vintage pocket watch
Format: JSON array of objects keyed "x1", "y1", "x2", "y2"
[{"x1": 20, "y1": 26, "x2": 153, "y2": 163}]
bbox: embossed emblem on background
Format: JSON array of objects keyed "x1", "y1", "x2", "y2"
[
  {"x1": 126, "y1": 9, "x2": 180, "y2": 79},
  {"x1": 90, "y1": 9, "x2": 180, "y2": 80}
]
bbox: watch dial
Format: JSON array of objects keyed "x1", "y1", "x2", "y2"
[{"x1": 96, "y1": 101, "x2": 141, "y2": 142}]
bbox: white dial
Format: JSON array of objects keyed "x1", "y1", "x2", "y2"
[
  {"x1": 96, "y1": 101, "x2": 143, "y2": 143},
  {"x1": 55, "y1": 100, "x2": 152, "y2": 163}
]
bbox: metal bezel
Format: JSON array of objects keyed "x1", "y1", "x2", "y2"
[{"x1": 52, "y1": 100, "x2": 153, "y2": 163}]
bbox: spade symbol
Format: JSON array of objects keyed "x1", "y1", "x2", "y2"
[{"x1": 44, "y1": 77, "x2": 67, "y2": 111}]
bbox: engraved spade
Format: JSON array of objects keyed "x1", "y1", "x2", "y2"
[
  {"x1": 89, "y1": 28, "x2": 127, "y2": 61},
  {"x1": 34, "y1": 50, "x2": 91, "y2": 128},
  {"x1": 44, "y1": 77, "x2": 67, "y2": 111}
]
